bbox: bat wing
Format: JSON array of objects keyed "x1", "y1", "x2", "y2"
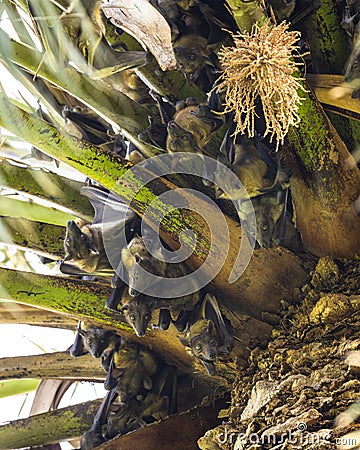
[
  {"x1": 81, "y1": 185, "x2": 140, "y2": 270},
  {"x1": 69, "y1": 322, "x2": 88, "y2": 357},
  {"x1": 151, "y1": 364, "x2": 177, "y2": 416},
  {"x1": 80, "y1": 185, "x2": 135, "y2": 226},
  {"x1": 202, "y1": 293, "x2": 233, "y2": 351}
]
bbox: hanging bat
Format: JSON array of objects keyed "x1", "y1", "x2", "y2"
[
  {"x1": 173, "y1": 33, "x2": 221, "y2": 91},
  {"x1": 106, "y1": 279, "x2": 155, "y2": 337},
  {"x1": 252, "y1": 188, "x2": 289, "y2": 248},
  {"x1": 214, "y1": 119, "x2": 289, "y2": 201},
  {"x1": 106, "y1": 274, "x2": 197, "y2": 337},
  {"x1": 60, "y1": 184, "x2": 139, "y2": 277},
  {"x1": 168, "y1": 96, "x2": 224, "y2": 149},
  {"x1": 70, "y1": 321, "x2": 122, "y2": 372},
  {"x1": 104, "y1": 339, "x2": 159, "y2": 399},
  {"x1": 179, "y1": 293, "x2": 233, "y2": 375},
  {"x1": 105, "y1": 363, "x2": 177, "y2": 440},
  {"x1": 120, "y1": 232, "x2": 200, "y2": 312}
]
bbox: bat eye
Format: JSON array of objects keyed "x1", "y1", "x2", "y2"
[
  {"x1": 129, "y1": 313, "x2": 136, "y2": 322},
  {"x1": 262, "y1": 224, "x2": 269, "y2": 231},
  {"x1": 144, "y1": 313, "x2": 150, "y2": 320},
  {"x1": 194, "y1": 343, "x2": 202, "y2": 351},
  {"x1": 182, "y1": 135, "x2": 189, "y2": 142},
  {"x1": 80, "y1": 234, "x2": 87, "y2": 241},
  {"x1": 188, "y1": 53, "x2": 196, "y2": 61},
  {"x1": 86, "y1": 337, "x2": 92, "y2": 345},
  {"x1": 209, "y1": 338, "x2": 217, "y2": 346},
  {"x1": 65, "y1": 237, "x2": 71, "y2": 245}
]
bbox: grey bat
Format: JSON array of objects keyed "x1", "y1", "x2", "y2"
[{"x1": 70, "y1": 321, "x2": 122, "y2": 372}]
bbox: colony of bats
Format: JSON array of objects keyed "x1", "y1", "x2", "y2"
[{"x1": 15, "y1": 0, "x2": 360, "y2": 447}]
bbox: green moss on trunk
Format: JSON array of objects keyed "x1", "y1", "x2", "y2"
[
  {"x1": 0, "y1": 161, "x2": 93, "y2": 219},
  {"x1": 0, "y1": 399, "x2": 102, "y2": 448},
  {"x1": 0, "y1": 217, "x2": 65, "y2": 257}
]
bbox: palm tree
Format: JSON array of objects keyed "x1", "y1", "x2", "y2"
[{"x1": 0, "y1": 0, "x2": 359, "y2": 448}]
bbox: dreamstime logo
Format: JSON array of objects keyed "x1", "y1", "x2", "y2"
[
  {"x1": 102, "y1": 152, "x2": 256, "y2": 297},
  {"x1": 217, "y1": 423, "x2": 335, "y2": 447}
]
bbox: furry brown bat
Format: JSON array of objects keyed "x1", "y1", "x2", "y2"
[
  {"x1": 179, "y1": 293, "x2": 233, "y2": 375},
  {"x1": 104, "y1": 339, "x2": 158, "y2": 398}
]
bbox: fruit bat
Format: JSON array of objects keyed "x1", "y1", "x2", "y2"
[
  {"x1": 120, "y1": 232, "x2": 200, "y2": 307},
  {"x1": 105, "y1": 363, "x2": 177, "y2": 440},
  {"x1": 70, "y1": 321, "x2": 122, "y2": 372},
  {"x1": 60, "y1": 184, "x2": 139, "y2": 277},
  {"x1": 116, "y1": 234, "x2": 200, "y2": 336},
  {"x1": 106, "y1": 279, "x2": 155, "y2": 337},
  {"x1": 83, "y1": 361, "x2": 177, "y2": 446},
  {"x1": 170, "y1": 97, "x2": 224, "y2": 149},
  {"x1": 179, "y1": 293, "x2": 233, "y2": 376},
  {"x1": 252, "y1": 189, "x2": 289, "y2": 248},
  {"x1": 166, "y1": 120, "x2": 204, "y2": 155},
  {"x1": 214, "y1": 121, "x2": 288, "y2": 201},
  {"x1": 62, "y1": 106, "x2": 112, "y2": 146},
  {"x1": 104, "y1": 339, "x2": 158, "y2": 399},
  {"x1": 173, "y1": 34, "x2": 221, "y2": 91}
]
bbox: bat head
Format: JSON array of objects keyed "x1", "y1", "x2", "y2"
[
  {"x1": 64, "y1": 220, "x2": 94, "y2": 259},
  {"x1": 78, "y1": 325, "x2": 116, "y2": 359},
  {"x1": 180, "y1": 320, "x2": 219, "y2": 362},
  {"x1": 122, "y1": 236, "x2": 167, "y2": 297},
  {"x1": 166, "y1": 121, "x2": 200, "y2": 154},
  {"x1": 120, "y1": 297, "x2": 153, "y2": 337},
  {"x1": 174, "y1": 46, "x2": 207, "y2": 74}
]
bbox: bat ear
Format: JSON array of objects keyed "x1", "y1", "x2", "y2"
[
  {"x1": 217, "y1": 345, "x2": 230, "y2": 354},
  {"x1": 119, "y1": 305, "x2": 129, "y2": 313},
  {"x1": 204, "y1": 293, "x2": 216, "y2": 302},
  {"x1": 77, "y1": 328, "x2": 86, "y2": 337},
  {"x1": 76, "y1": 321, "x2": 86, "y2": 337},
  {"x1": 179, "y1": 337, "x2": 191, "y2": 348},
  {"x1": 143, "y1": 377, "x2": 152, "y2": 391},
  {"x1": 207, "y1": 320, "x2": 215, "y2": 334}
]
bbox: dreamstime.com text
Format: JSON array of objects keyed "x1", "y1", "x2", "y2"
[{"x1": 217, "y1": 424, "x2": 358, "y2": 447}]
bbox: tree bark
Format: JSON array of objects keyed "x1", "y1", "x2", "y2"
[
  {"x1": 96, "y1": 401, "x2": 226, "y2": 450},
  {"x1": 0, "y1": 159, "x2": 93, "y2": 220},
  {"x1": 0, "y1": 217, "x2": 65, "y2": 257},
  {"x1": 0, "y1": 301, "x2": 77, "y2": 328},
  {"x1": 286, "y1": 86, "x2": 360, "y2": 258},
  {"x1": 0, "y1": 399, "x2": 102, "y2": 449},
  {"x1": 0, "y1": 351, "x2": 106, "y2": 381}
]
